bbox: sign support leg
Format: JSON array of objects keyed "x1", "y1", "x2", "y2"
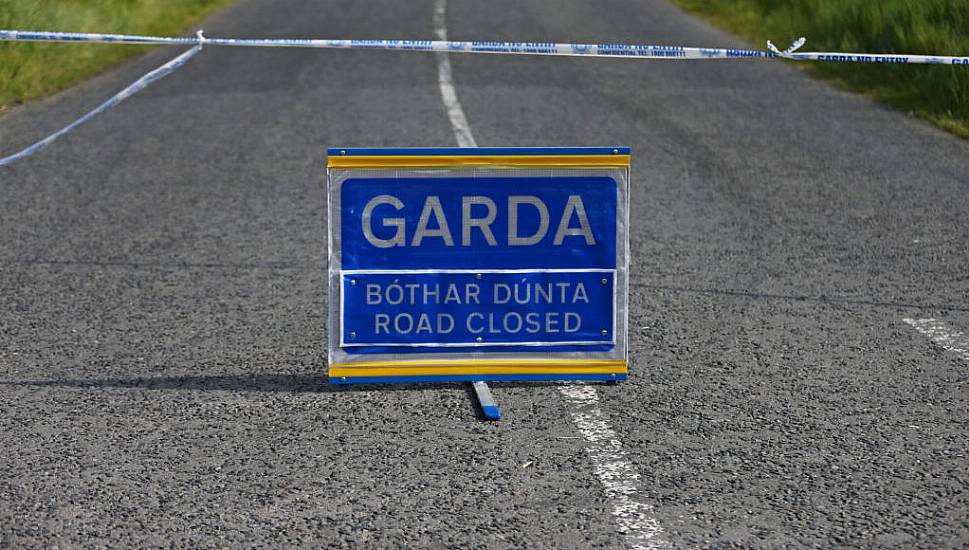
[{"x1": 471, "y1": 381, "x2": 501, "y2": 420}]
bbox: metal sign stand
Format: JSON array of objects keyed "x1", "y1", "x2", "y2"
[{"x1": 471, "y1": 381, "x2": 502, "y2": 420}]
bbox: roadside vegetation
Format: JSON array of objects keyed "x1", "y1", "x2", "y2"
[
  {"x1": 0, "y1": 0, "x2": 234, "y2": 111},
  {"x1": 671, "y1": 0, "x2": 969, "y2": 138}
]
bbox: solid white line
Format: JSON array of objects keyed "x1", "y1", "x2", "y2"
[
  {"x1": 903, "y1": 318, "x2": 969, "y2": 362},
  {"x1": 431, "y1": 2, "x2": 668, "y2": 547},
  {"x1": 433, "y1": 0, "x2": 477, "y2": 148}
]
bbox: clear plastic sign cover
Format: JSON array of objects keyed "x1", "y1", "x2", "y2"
[{"x1": 326, "y1": 148, "x2": 630, "y2": 384}]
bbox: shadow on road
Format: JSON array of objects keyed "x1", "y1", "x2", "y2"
[
  {"x1": 1, "y1": 374, "x2": 469, "y2": 394},
  {"x1": 3, "y1": 374, "x2": 581, "y2": 404}
]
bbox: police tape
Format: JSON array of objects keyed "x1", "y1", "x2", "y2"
[
  {"x1": 2, "y1": 30, "x2": 968, "y2": 168},
  {"x1": 3, "y1": 30, "x2": 969, "y2": 64},
  {"x1": 0, "y1": 42, "x2": 203, "y2": 167}
]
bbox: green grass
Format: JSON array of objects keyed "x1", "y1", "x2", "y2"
[
  {"x1": 0, "y1": 0, "x2": 234, "y2": 110},
  {"x1": 670, "y1": 0, "x2": 969, "y2": 138}
]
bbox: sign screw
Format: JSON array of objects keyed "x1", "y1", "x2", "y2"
[
  {"x1": 476, "y1": 336, "x2": 483, "y2": 342},
  {"x1": 475, "y1": 273, "x2": 482, "y2": 280},
  {"x1": 340, "y1": 150, "x2": 346, "y2": 155},
  {"x1": 600, "y1": 329, "x2": 608, "y2": 336},
  {"x1": 350, "y1": 279, "x2": 356, "y2": 286},
  {"x1": 350, "y1": 331, "x2": 356, "y2": 339},
  {"x1": 612, "y1": 148, "x2": 619, "y2": 154},
  {"x1": 340, "y1": 377, "x2": 347, "y2": 382},
  {"x1": 600, "y1": 278, "x2": 608, "y2": 284}
]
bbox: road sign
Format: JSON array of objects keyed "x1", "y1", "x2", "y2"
[{"x1": 326, "y1": 147, "x2": 630, "y2": 384}]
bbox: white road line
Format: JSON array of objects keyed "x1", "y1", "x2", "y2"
[
  {"x1": 903, "y1": 318, "x2": 969, "y2": 362},
  {"x1": 431, "y1": 1, "x2": 668, "y2": 547},
  {"x1": 559, "y1": 385, "x2": 670, "y2": 549},
  {"x1": 432, "y1": 0, "x2": 476, "y2": 148}
]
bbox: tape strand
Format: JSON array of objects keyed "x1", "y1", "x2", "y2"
[
  {"x1": 1, "y1": 30, "x2": 967, "y2": 64},
  {"x1": 0, "y1": 44, "x2": 203, "y2": 168}
]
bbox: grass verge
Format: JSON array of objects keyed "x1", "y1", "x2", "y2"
[
  {"x1": 670, "y1": 0, "x2": 969, "y2": 138},
  {"x1": 0, "y1": 0, "x2": 235, "y2": 111}
]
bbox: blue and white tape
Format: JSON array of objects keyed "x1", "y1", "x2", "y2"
[
  {"x1": 0, "y1": 41, "x2": 203, "y2": 167},
  {"x1": 3, "y1": 30, "x2": 969, "y2": 64}
]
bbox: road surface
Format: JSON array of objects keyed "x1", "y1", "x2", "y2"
[{"x1": 1, "y1": 0, "x2": 968, "y2": 547}]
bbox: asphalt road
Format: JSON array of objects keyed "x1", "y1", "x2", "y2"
[{"x1": 2, "y1": 0, "x2": 968, "y2": 547}]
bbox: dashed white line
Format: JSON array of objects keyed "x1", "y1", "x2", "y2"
[
  {"x1": 903, "y1": 318, "x2": 969, "y2": 362},
  {"x1": 432, "y1": 1, "x2": 668, "y2": 547}
]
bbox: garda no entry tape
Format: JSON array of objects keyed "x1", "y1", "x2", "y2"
[
  {"x1": 325, "y1": 147, "x2": 631, "y2": 384},
  {"x1": 2, "y1": 30, "x2": 968, "y2": 65}
]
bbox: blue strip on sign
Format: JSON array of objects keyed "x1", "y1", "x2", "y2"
[
  {"x1": 326, "y1": 147, "x2": 631, "y2": 157},
  {"x1": 341, "y1": 270, "x2": 615, "y2": 352},
  {"x1": 328, "y1": 373, "x2": 627, "y2": 384}
]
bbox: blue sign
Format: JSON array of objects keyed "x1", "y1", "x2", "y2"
[
  {"x1": 327, "y1": 147, "x2": 630, "y2": 385},
  {"x1": 338, "y1": 175, "x2": 618, "y2": 354},
  {"x1": 340, "y1": 177, "x2": 617, "y2": 270},
  {"x1": 341, "y1": 270, "x2": 615, "y2": 353}
]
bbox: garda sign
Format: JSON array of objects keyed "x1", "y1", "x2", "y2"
[{"x1": 326, "y1": 147, "x2": 630, "y2": 384}]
